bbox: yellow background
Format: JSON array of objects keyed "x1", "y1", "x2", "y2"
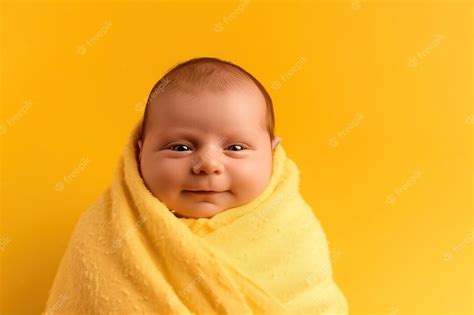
[{"x1": 1, "y1": 0, "x2": 472, "y2": 314}]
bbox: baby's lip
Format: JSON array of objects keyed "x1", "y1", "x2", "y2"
[{"x1": 184, "y1": 190, "x2": 225, "y2": 195}]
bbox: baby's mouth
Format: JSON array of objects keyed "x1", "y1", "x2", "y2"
[{"x1": 184, "y1": 190, "x2": 224, "y2": 195}]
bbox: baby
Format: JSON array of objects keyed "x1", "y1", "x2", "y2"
[
  {"x1": 44, "y1": 57, "x2": 348, "y2": 314},
  {"x1": 137, "y1": 57, "x2": 281, "y2": 219}
]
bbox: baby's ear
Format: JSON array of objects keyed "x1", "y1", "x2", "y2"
[{"x1": 271, "y1": 136, "x2": 281, "y2": 150}]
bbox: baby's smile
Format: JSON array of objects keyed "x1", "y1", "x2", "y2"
[{"x1": 183, "y1": 190, "x2": 227, "y2": 195}]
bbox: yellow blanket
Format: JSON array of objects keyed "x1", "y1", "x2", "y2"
[{"x1": 44, "y1": 120, "x2": 348, "y2": 315}]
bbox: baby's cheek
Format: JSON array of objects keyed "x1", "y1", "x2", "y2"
[
  {"x1": 156, "y1": 165, "x2": 185, "y2": 187},
  {"x1": 231, "y1": 161, "x2": 271, "y2": 197},
  {"x1": 142, "y1": 160, "x2": 182, "y2": 192}
]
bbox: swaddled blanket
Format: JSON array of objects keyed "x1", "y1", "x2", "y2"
[{"x1": 44, "y1": 120, "x2": 348, "y2": 315}]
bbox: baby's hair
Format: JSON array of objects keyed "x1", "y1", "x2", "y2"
[{"x1": 139, "y1": 57, "x2": 275, "y2": 143}]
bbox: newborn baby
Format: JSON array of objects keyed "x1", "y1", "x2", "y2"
[
  {"x1": 137, "y1": 57, "x2": 281, "y2": 219},
  {"x1": 44, "y1": 57, "x2": 348, "y2": 315}
]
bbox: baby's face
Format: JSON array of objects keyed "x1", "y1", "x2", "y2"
[{"x1": 138, "y1": 83, "x2": 279, "y2": 218}]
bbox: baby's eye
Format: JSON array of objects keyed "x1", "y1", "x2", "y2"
[
  {"x1": 168, "y1": 144, "x2": 192, "y2": 151},
  {"x1": 227, "y1": 144, "x2": 245, "y2": 151}
]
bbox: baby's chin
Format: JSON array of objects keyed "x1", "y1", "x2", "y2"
[{"x1": 170, "y1": 202, "x2": 229, "y2": 219}]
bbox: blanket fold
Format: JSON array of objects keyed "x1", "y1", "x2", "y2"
[{"x1": 44, "y1": 119, "x2": 348, "y2": 315}]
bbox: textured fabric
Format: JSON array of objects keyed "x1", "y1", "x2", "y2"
[{"x1": 44, "y1": 119, "x2": 348, "y2": 315}]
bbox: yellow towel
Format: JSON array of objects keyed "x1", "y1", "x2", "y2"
[{"x1": 44, "y1": 119, "x2": 348, "y2": 315}]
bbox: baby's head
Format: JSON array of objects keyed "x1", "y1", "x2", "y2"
[{"x1": 137, "y1": 57, "x2": 281, "y2": 218}]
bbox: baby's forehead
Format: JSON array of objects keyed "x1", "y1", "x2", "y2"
[
  {"x1": 143, "y1": 83, "x2": 269, "y2": 140},
  {"x1": 167, "y1": 80, "x2": 263, "y2": 101},
  {"x1": 162, "y1": 125, "x2": 262, "y2": 136},
  {"x1": 153, "y1": 114, "x2": 267, "y2": 137},
  {"x1": 155, "y1": 86, "x2": 266, "y2": 116}
]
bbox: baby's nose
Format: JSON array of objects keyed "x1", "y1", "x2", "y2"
[{"x1": 192, "y1": 153, "x2": 224, "y2": 175}]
